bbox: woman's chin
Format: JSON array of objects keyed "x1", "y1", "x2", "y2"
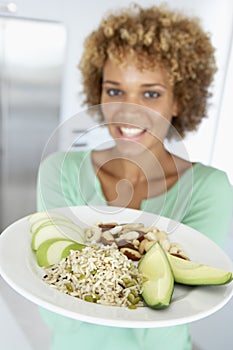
[{"x1": 114, "y1": 139, "x2": 148, "y2": 157}]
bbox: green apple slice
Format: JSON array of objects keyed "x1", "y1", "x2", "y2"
[
  {"x1": 167, "y1": 254, "x2": 233, "y2": 285},
  {"x1": 36, "y1": 238, "x2": 85, "y2": 267},
  {"x1": 138, "y1": 243, "x2": 174, "y2": 309},
  {"x1": 49, "y1": 222, "x2": 85, "y2": 243},
  {"x1": 53, "y1": 220, "x2": 85, "y2": 242},
  {"x1": 32, "y1": 225, "x2": 66, "y2": 251},
  {"x1": 30, "y1": 218, "x2": 71, "y2": 234},
  {"x1": 28, "y1": 211, "x2": 70, "y2": 224},
  {"x1": 30, "y1": 218, "x2": 85, "y2": 241},
  {"x1": 29, "y1": 212, "x2": 85, "y2": 243}
]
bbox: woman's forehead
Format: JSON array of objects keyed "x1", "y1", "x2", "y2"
[{"x1": 103, "y1": 54, "x2": 172, "y2": 85}]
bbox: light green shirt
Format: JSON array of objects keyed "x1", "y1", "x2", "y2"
[{"x1": 37, "y1": 150, "x2": 233, "y2": 350}]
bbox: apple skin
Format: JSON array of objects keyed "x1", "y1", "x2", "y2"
[
  {"x1": 31, "y1": 225, "x2": 66, "y2": 251},
  {"x1": 36, "y1": 238, "x2": 85, "y2": 267},
  {"x1": 61, "y1": 242, "x2": 85, "y2": 259}
]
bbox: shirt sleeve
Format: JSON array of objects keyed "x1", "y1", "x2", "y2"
[
  {"x1": 183, "y1": 169, "x2": 233, "y2": 247},
  {"x1": 37, "y1": 152, "x2": 77, "y2": 211}
]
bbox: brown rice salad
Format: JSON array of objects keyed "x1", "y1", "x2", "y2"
[{"x1": 43, "y1": 244, "x2": 144, "y2": 308}]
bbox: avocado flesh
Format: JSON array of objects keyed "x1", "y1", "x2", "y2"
[
  {"x1": 138, "y1": 243, "x2": 174, "y2": 308},
  {"x1": 167, "y1": 254, "x2": 233, "y2": 285}
]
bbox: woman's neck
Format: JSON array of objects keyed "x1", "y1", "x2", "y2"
[
  {"x1": 99, "y1": 145, "x2": 178, "y2": 183},
  {"x1": 91, "y1": 146, "x2": 192, "y2": 208}
]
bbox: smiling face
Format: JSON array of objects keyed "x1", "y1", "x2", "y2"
[{"x1": 100, "y1": 58, "x2": 178, "y2": 155}]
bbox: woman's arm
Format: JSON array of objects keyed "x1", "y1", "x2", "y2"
[{"x1": 183, "y1": 169, "x2": 233, "y2": 247}]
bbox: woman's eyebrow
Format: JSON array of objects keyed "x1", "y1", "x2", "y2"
[
  {"x1": 141, "y1": 83, "x2": 166, "y2": 88},
  {"x1": 102, "y1": 80, "x2": 120, "y2": 85},
  {"x1": 103, "y1": 81, "x2": 166, "y2": 88}
]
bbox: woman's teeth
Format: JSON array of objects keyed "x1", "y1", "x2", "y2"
[{"x1": 120, "y1": 127, "x2": 144, "y2": 137}]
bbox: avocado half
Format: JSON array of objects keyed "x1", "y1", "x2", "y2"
[
  {"x1": 167, "y1": 253, "x2": 233, "y2": 286},
  {"x1": 138, "y1": 243, "x2": 174, "y2": 309}
]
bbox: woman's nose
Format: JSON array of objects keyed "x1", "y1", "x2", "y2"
[{"x1": 122, "y1": 93, "x2": 140, "y2": 105}]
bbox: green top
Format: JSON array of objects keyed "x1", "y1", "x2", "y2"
[{"x1": 37, "y1": 150, "x2": 233, "y2": 350}]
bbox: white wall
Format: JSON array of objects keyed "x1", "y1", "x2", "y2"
[{"x1": 211, "y1": 34, "x2": 233, "y2": 183}]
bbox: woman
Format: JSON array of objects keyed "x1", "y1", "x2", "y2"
[{"x1": 37, "y1": 4, "x2": 233, "y2": 350}]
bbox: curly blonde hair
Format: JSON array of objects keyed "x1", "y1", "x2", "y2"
[{"x1": 79, "y1": 3, "x2": 217, "y2": 138}]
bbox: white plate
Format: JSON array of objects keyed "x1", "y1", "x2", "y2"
[{"x1": 0, "y1": 205, "x2": 232, "y2": 328}]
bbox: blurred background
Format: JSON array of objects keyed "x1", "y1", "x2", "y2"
[{"x1": 0, "y1": 1, "x2": 232, "y2": 349}]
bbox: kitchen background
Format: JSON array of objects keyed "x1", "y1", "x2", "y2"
[{"x1": 0, "y1": 0, "x2": 232, "y2": 349}]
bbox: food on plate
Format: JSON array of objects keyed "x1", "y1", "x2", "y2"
[
  {"x1": 138, "y1": 242, "x2": 174, "y2": 308},
  {"x1": 167, "y1": 253, "x2": 233, "y2": 285},
  {"x1": 29, "y1": 212, "x2": 73, "y2": 232},
  {"x1": 32, "y1": 225, "x2": 67, "y2": 251},
  {"x1": 29, "y1": 212, "x2": 85, "y2": 251},
  {"x1": 30, "y1": 217, "x2": 84, "y2": 237},
  {"x1": 85, "y1": 222, "x2": 189, "y2": 261},
  {"x1": 42, "y1": 244, "x2": 143, "y2": 308},
  {"x1": 28, "y1": 211, "x2": 72, "y2": 225},
  {"x1": 28, "y1": 212, "x2": 233, "y2": 309},
  {"x1": 36, "y1": 238, "x2": 85, "y2": 267}
]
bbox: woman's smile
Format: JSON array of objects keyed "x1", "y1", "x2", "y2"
[{"x1": 117, "y1": 125, "x2": 147, "y2": 140}]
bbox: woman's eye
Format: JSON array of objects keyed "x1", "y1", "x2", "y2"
[
  {"x1": 106, "y1": 88, "x2": 122, "y2": 96},
  {"x1": 144, "y1": 91, "x2": 160, "y2": 98}
]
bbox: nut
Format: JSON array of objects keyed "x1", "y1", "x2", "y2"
[
  {"x1": 100, "y1": 231, "x2": 115, "y2": 245},
  {"x1": 144, "y1": 231, "x2": 158, "y2": 241},
  {"x1": 109, "y1": 225, "x2": 123, "y2": 235},
  {"x1": 120, "y1": 247, "x2": 142, "y2": 261},
  {"x1": 116, "y1": 239, "x2": 135, "y2": 250},
  {"x1": 160, "y1": 239, "x2": 170, "y2": 252},
  {"x1": 98, "y1": 222, "x2": 118, "y2": 231},
  {"x1": 138, "y1": 239, "x2": 149, "y2": 255},
  {"x1": 118, "y1": 230, "x2": 139, "y2": 241},
  {"x1": 121, "y1": 223, "x2": 145, "y2": 230},
  {"x1": 144, "y1": 240, "x2": 155, "y2": 251},
  {"x1": 169, "y1": 245, "x2": 178, "y2": 255},
  {"x1": 156, "y1": 230, "x2": 168, "y2": 241},
  {"x1": 136, "y1": 231, "x2": 146, "y2": 242},
  {"x1": 85, "y1": 227, "x2": 102, "y2": 241},
  {"x1": 132, "y1": 239, "x2": 140, "y2": 247},
  {"x1": 145, "y1": 227, "x2": 158, "y2": 234}
]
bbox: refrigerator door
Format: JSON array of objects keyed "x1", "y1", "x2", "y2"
[{"x1": 0, "y1": 17, "x2": 66, "y2": 231}]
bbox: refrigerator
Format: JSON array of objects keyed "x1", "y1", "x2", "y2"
[{"x1": 0, "y1": 16, "x2": 66, "y2": 231}]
